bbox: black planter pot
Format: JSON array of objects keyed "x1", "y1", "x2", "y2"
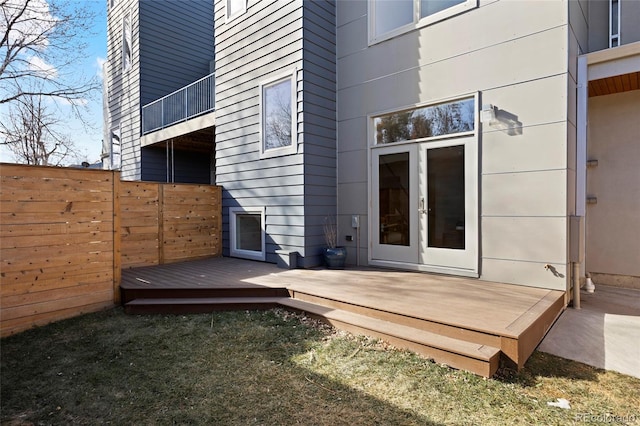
[{"x1": 322, "y1": 246, "x2": 347, "y2": 269}]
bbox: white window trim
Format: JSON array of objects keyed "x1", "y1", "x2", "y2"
[
  {"x1": 122, "y1": 10, "x2": 132, "y2": 72},
  {"x1": 230, "y1": 207, "x2": 266, "y2": 261},
  {"x1": 367, "y1": 92, "x2": 480, "y2": 276},
  {"x1": 370, "y1": 94, "x2": 477, "y2": 148},
  {"x1": 226, "y1": 0, "x2": 247, "y2": 23},
  {"x1": 609, "y1": 0, "x2": 620, "y2": 48},
  {"x1": 110, "y1": 125, "x2": 122, "y2": 170},
  {"x1": 259, "y1": 69, "x2": 297, "y2": 159},
  {"x1": 368, "y1": 0, "x2": 477, "y2": 45}
]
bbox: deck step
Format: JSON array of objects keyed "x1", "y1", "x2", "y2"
[
  {"x1": 124, "y1": 297, "x2": 287, "y2": 314},
  {"x1": 279, "y1": 298, "x2": 500, "y2": 377},
  {"x1": 120, "y1": 286, "x2": 289, "y2": 304}
]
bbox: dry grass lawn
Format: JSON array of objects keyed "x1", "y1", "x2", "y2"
[{"x1": 1, "y1": 308, "x2": 639, "y2": 425}]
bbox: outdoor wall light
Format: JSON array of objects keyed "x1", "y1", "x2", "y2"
[{"x1": 480, "y1": 104, "x2": 497, "y2": 124}]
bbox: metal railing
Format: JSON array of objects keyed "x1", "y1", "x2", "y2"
[{"x1": 142, "y1": 72, "x2": 215, "y2": 134}]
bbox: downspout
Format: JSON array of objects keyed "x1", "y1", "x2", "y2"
[{"x1": 573, "y1": 54, "x2": 589, "y2": 309}]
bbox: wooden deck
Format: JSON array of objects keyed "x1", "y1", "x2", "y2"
[{"x1": 121, "y1": 257, "x2": 566, "y2": 377}]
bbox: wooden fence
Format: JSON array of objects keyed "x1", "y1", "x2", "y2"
[
  {"x1": 0, "y1": 163, "x2": 222, "y2": 337},
  {"x1": 120, "y1": 182, "x2": 222, "y2": 268}
]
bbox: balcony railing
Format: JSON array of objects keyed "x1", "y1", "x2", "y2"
[{"x1": 142, "y1": 72, "x2": 215, "y2": 134}]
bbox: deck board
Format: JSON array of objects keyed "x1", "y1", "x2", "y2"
[
  {"x1": 121, "y1": 257, "x2": 566, "y2": 372},
  {"x1": 250, "y1": 268, "x2": 564, "y2": 339},
  {"x1": 122, "y1": 257, "x2": 564, "y2": 339}
]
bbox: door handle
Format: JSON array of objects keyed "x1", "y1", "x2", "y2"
[{"x1": 419, "y1": 198, "x2": 427, "y2": 214}]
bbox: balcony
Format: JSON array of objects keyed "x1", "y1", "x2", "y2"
[{"x1": 142, "y1": 73, "x2": 215, "y2": 135}]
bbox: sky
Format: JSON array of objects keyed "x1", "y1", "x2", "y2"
[
  {"x1": 66, "y1": 0, "x2": 108, "y2": 163},
  {"x1": 0, "y1": 0, "x2": 107, "y2": 165}
]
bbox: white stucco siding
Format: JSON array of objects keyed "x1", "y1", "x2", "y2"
[{"x1": 586, "y1": 90, "x2": 640, "y2": 281}]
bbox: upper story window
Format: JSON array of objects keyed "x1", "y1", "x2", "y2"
[
  {"x1": 226, "y1": 0, "x2": 247, "y2": 22},
  {"x1": 610, "y1": 0, "x2": 620, "y2": 47},
  {"x1": 122, "y1": 12, "x2": 132, "y2": 71},
  {"x1": 110, "y1": 126, "x2": 121, "y2": 170},
  {"x1": 370, "y1": 0, "x2": 476, "y2": 44},
  {"x1": 373, "y1": 97, "x2": 475, "y2": 145},
  {"x1": 260, "y1": 70, "x2": 296, "y2": 157}
]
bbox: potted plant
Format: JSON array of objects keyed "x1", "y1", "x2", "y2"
[{"x1": 322, "y1": 216, "x2": 347, "y2": 269}]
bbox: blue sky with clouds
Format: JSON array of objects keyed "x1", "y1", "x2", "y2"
[
  {"x1": 69, "y1": 0, "x2": 107, "y2": 163},
  {"x1": 0, "y1": 0, "x2": 107, "y2": 164}
]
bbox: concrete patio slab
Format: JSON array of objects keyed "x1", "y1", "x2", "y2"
[{"x1": 538, "y1": 285, "x2": 640, "y2": 378}]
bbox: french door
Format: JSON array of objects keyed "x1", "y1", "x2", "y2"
[{"x1": 371, "y1": 137, "x2": 478, "y2": 275}]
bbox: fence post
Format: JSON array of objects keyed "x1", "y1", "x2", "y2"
[
  {"x1": 113, "y1": 171, "x2": 122, "y2": 304},
  {"x1": 158, "y1": 183, "x2": 165, "y2": 265}
]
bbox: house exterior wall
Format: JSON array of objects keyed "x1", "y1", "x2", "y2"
[
  {"x1": 336, "y1": 0, "x2": 572, "y2": 290},
  {"x1": 106, "y1": 0, "x2": 141, "y2": 180},
  {"x1": 587, "y1": 0, "x2": 609, "y2": 52},
  {"x1": 620, "y1": 0, "x2": 640, "y2": 46},
  {"x1": 214, "y1": 0, "x2": 336, "y2": 266},
  {"x1": 138, "y1": 1, "x2": 214, "y2": 106},
  {"x1": 106, "y1": 0, "x2": 215, "y2": 181},
  {"x1": 587, "y1": 0, "x2": 640, "y2": 53},
  {"x1": 586, "y1": 90, "x2": 640, "y2": 286},
  {"x1": 301, "y1": 1, "x2": 338, "y2": 265}
]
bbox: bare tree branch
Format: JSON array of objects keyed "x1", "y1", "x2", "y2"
[
  {"x1": 0, "y1": 92, "x2": 78, "y2": 165},
  {"x1": 0, "y1": 0, "x2": 100, "y2": 108}
]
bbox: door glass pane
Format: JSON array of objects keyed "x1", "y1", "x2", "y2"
[
  {"x1": 427, "y1": 146, "x2": 465, "y2": 249},
  {"x1": 236, "y1": 213, "x2": 262, "y2": 251},
  {"x1": 379, "y1": 152, "x2": 410, "y2": 246}
]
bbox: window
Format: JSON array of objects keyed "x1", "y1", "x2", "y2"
[
  {"x1": 369, "y1": 0, "x2": 476, "y2": 43},
  {"x1": 610, "y1": 0, "x2": 620, "y2": 48},
  {"x1": 110, "y1": 127, "x2": 121, "y2": 170},
  {"x1": 122, "y1": 12, "x2": 131, "y2": 71},
  {"x1": 260, "y1": 71, "x2": 296, "y2": 157},
  {"x1": 372, "y1": 0, "x2": 413, "y2": 40},
  {"x1": 230, "y1": 207, "x2": 265, "y2": 261},
  {"x1": 226, "y1": 0, "x2": 246, "y2": 22},
  {"x1": 374, "y1": 97, "x2": 475, "y2": 145}
]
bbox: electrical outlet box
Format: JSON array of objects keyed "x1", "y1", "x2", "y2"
[{"x1": 351, "y1": 215, "x2": 359, "y2": 228}]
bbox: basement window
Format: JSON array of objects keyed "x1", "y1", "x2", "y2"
[{"x1": 230, "y1": 207, "x2": 265, "y2": 261}]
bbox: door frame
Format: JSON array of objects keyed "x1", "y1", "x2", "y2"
[
  {"x1": 417, "y1": 137, "x2": 478, "y2": 273},
  {"x1": 367, "y1": 93, "x2": 479, "y2": 277}
]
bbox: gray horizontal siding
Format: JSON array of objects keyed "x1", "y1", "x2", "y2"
[
  {"x1": 301, "y1": 0, "x2": 337, "y2": 267},
  {"x1": 141, "y1": 146, "x2": 211, "y2": 184},
  {"x1": 139, "y1": 0, "x2": 214, "y2": 105},
  {"x1": 215, "y1": 0, "x2": 305, "y2": 260},
  {"x1": 214, "y1": 0, "x2": 336, "y2": 266},
  {"x1": 106, "y1": 0, "x2": 142, "y2": 180}
]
